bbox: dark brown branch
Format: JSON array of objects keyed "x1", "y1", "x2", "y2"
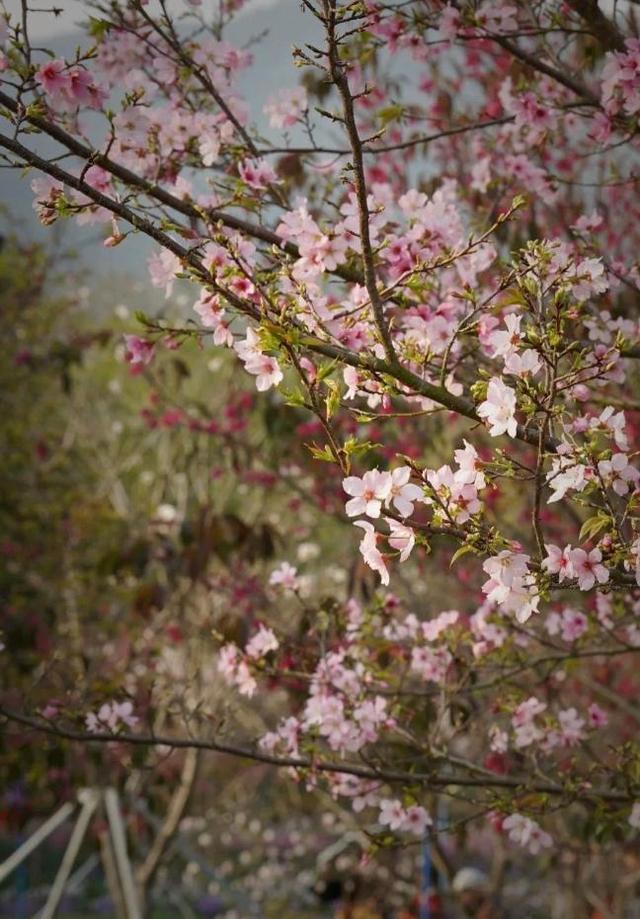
[
  {"x1": 491, "y1": 35, "x2": 599, "y2": 105},
  {"x1": 0, "y1": 705, "x2": 635, "y2": 802},
  {"x1": 0, "y1": 130, "x2": 198, "y2": 262},
  {"x1": 565, "y1": 0, "x2": 627, "y2": 53},
  {"x1": 258, "y1": 114, "x2": 516, "y2": 156},
  {"x1": 325, "y1": 0, "x2": 396, "y2": 362}
]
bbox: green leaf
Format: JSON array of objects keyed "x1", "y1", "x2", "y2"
[
  {"x1": 470, "y1": 380, "x2": 488, "y2": 402},
  {"x1": 343, "y1": 437, "x2": 381, "y2": 458},
  {"x1": 87, "y1": 17, "x2": 112, "y2": 40},
  {"x1": 376, "y1": 103, "x2": 405, "y2": 127},
  {"x1": 324, "y1": 380, "x2": 341, "y2": 419},
  {"x1": 307, "y1": 443, "x2": 336, "y2": 463},
  {"x1": 578, "y1": 514, "x2": 610, "y2": 543},
  {"x1": 317, "y1": 359, "x2": 338, "y2": 382},
  {"x1": 281, "y1": 388, "x2": 307, "y2": 408},
  {"x1": 450, "y1": 544, "x2": 475, "y2": 566}
]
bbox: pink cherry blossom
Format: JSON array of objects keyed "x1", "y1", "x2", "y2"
[
  {"x1": 402, "y1": 805, "x2": 431, "y2": 836},
  {"x1": 513, "y1": 719, "x2": 544, "y2": 749},
  {"x1": 542, "y1": 544, "x2": 574, "y2": 582},
  {"x1": 199, "y1": 130, "x2": 221, "y2": 167},
  {"x1": 387, "y1": 466, "x2": 423, "y2": 517},
  {"x1": 245, "y1": 625, "x2": 279, "y2": 660},
  {"x1": 482, "y1": 551, "x2": 539, "y2": 623},
  {"x1": 35, "y1": 59, "x2": 71, "y2": 97},
  {"x1": 387, "y1": 519, "x2": 415, "y2": 562},
  {"x1": 353, "y1": 521, "x2": 389, "y2": 585},
  {"x1": 598, "y1": 453, "x2": 640, "y2": 496},
  {"x1": 512, "y1": 697, "x2": 546, "y2": 747},
  {"x1": 571, "y1": 257, "x2": 608, "y2": 301},
  {"x1": 193, "y1": 291, "x2": 234, "y2": 347},
  {"x1": 502, "y1": 814, "x2": 552, "y2": 854},
  {"x1": 568, "y1": 548, "x2": 609, "y2": 591},
  {"x1": 235, "y1": 328, "x2": 283, "y2": 391},
  {"x1": 546, "y1": 458, "x2": 590, "y2": 504},
  {"x1": 557, "y1": 707, "x2": 586, "y2": 746},
  {"x1": 477, "y1": 377, "x2": 518, "y2": 438},
  {"x1": 572, "y1": 211, "x2": 604, "y2": 234},
  {"x1": 378, "y1": 798, "x2": 405, "y2": 832},
  {"x1": 343, "y1": 469, "x2": 392, "y2": 519},
  {"x1": 124, "y1": 335, "x2": 155, "y2": 366},
  {"x1": 86, "y1": 700, "x2": 138, "y2": 733},
  {"x1": 450, "y1": 482, "x2": 481, "y2": 524},
  {"x1": 601, "y1": 38, "x2": 640, "y2": 117},
  {"x1": 264, "y1": 87, "x2": 307, "y2": 129},
  {"x1": 148, "y1": 249, "x2": 181, "y2": 297},
  {"x1": 111, "y1": 701, "x2": 137, "y2": 728},
  {"x1": 239, "y1": 158, "x2": 278, "y2": 190},
  {"x1": 454, "y1": 440, "x2": 486, "y2": 489},
  {"x1": 488, "y1": 313, "x2": 522, "y2": 359},
  {"x1": 476, "y1": 1, "x2": 518, "y2": 34},
  {"x1": 489, "y1": 726, "x2": 509, "y2": 753},
  {"x1": 269, "y1": 562, "x2": 300, "y2": 591},
  {"x1": 588, "y1": 703, "x2": 608, "y2": 729},
  {"x1": 235, "y1": 661, "x2": 257, "y2": 697},
  {"x1": 217, "y1": 645, "x2": 257, "y2": 698},
  {"x1": 504, "y1": 349, "x2": 541, "y2": 377},
  {"x1": 421, "y1": 610, "x2": 459, "y2": 641},
  {"x1": 438, "y1": 5, "x2": 462, "y2": 41},
  {"x1": 8, "y1": 0, "x2": 640, "y2": 863},
  {"x1": 66, "y1": 66, "x2": 106, "y2": 108},
  {"x1": 513, "y1": 697, "x2": 546, "y2": 725},
  {"x1": 410, "y1": 645, "x2": 452, "y2": 683},
  {"x1": 31, "y1": 175, "x2": 64, "y2": 224},
  {"x1": 560, "y1": 608, "x2": 588, "y2": 643},
  {"x1": 597, "y1": 407, "x2": 629, "y2": 451},
  {"x1": 245, "y1": 352, "x2": 283, "y2": 391},
  {"x1": 217, "y1": 644, "x2": 238, "y2": 680}
]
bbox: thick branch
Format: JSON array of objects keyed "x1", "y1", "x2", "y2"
[
  {"x1": 565, "y1": 0, "x2": 627, "y2": 53},
  {"x1": 491, "y1": 35, "x2": 599, "y2": 105},
  {"x1": 0, "y1": 706, "x2": 635, "y2": 803},
  {"x1": 0, "y1": 130, "x2": 197, "y2": 262}
]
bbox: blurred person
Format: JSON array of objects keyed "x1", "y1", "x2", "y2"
[
  {"x1": 451, "y1": 867, "x2": 498, "y2": 918},
  {"x1": 396, "y1": 889, "x2": 445, "y2": 918},
  {"x1": 333, "y1": 876, "x2": 385, "y2": 918}
]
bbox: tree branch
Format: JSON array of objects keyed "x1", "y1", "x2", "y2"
[
  {"x1": 0, "y1": 129, "x2": 560, "y2": 452},
  {"x1": 0, "y1": 705, "x2": 635, "y2": 802},
  {"x1": 564, "y1": 0, "x2": 627, "y2": 53},
  {"x1": 325, "y1": 0, "x2": 396, "y2": 362}
]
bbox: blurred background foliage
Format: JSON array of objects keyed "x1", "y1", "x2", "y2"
[{"x1": 0, "y1": 233, "x2": 435, "y2": 917}]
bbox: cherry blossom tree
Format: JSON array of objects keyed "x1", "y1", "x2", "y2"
[{"x1": 2, "y1": 0, "x2": 640, "y2": 913}]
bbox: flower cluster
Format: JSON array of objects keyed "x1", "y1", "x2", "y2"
[
  {"x1": 482, "y1": 551, "x2": 539, "y2": 623},
  {"x1": 601, "y1": 38, "x2": 640, "y2": 117},
  {"x1": 543, "y1": 545, "x2": 609, "y2": 592},
  {"x1": 86, "y1": 700, "x2": 138, "y2": 733}
]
